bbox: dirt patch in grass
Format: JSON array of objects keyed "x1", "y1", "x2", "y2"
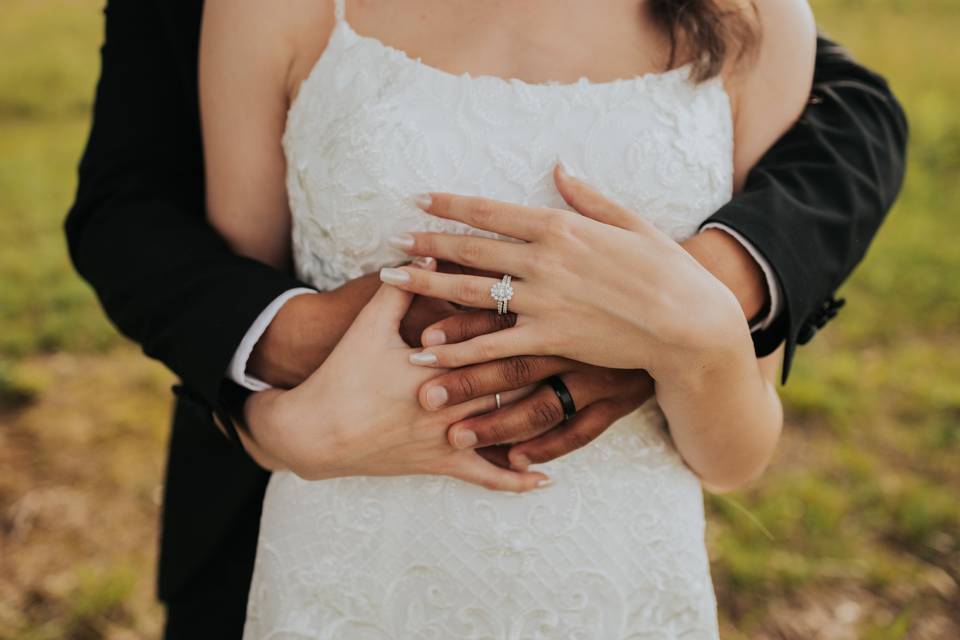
[{"x1": 0, "y1": 349, "x2": 170, "y2": 639}]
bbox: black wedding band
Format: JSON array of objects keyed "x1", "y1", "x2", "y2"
[{"x1": 547, "y1": 375, "x2": 577, "y2": 421}]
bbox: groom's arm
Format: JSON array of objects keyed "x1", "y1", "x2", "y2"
[
  {"x1": 65, "y1": 0, "x2": 313, "y2": 412},
  {"x1": 703, "y1": 35, "x2": 908, "y2": 381}
]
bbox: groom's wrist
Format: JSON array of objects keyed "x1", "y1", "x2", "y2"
[
  {"x1": 248, "y1": 274, "x2": 381, "y2": 387},
  {"x1": 682, "y1": 228, "x2": 769, "y2": 324}
]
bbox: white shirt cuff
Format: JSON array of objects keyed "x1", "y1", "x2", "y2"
[
  {"x1": 700, "y1": 223, "x2": 782, "y2": 332},
  {"x1": 227, "y1": 288, "x2": 317, "y2": 391}
]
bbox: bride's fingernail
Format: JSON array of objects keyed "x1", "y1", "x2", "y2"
[
  {"x1": 422, "y1": 329, "x2": 446, "y2": 346},
  {"x1": 388, "y1": 233, "x2": 416, "y2": 251},
  {"x1": 452, "y1": 429, "x2": 478, "y2": 449},
  {"x1": 556, "y1": 159, "x2": 575, "y2": 179},
  {"x1": 424, "y1": 385, "x2": 448, "y2": 409},
  {"x1": 536, "y1": 478, "x2": 553, "y2": 489},
  {"x1": 379, "y1": 267, "x2": 410, "y2": 285},
  {"x1": 412, "y1": 193, "x2": 432, "y2": 210},
  {"x1": 409, "y1": 351, "x2": 438, "y2": 366},
  {"x1": 411, "y1": 256, "x2": 434, "y2": 268}
]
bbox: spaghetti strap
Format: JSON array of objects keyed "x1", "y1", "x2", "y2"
[{"x1": 333, "y1": 0, "x2": 345, "y2": 22}]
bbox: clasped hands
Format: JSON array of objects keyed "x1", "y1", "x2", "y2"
[{"x1": 238, "y1": 165, "x2": 755, "y2": 492}]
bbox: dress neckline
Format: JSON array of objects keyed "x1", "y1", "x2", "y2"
[{"x1": 333, "y1": 17, "x2": 696, "y2": 91}]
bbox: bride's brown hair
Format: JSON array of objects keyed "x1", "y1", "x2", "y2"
[{"x1": 648, "y1": 0, "x2": 760, "y2": 82}]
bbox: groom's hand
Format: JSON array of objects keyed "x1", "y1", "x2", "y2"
[
  {"x1": 248, "y1": 271, "x2": 464, "y2": 388},
  {"x1": 417, "y1": 311, "x2": 654, "y2": 470}
]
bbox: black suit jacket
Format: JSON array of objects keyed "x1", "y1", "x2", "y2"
[{"x1": 64, "y1": 0, "x2": 908, "y2": 628}]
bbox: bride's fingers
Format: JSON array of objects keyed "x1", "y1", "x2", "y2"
[
  {"x1": 389, "y1": 231, "x2": 530, "y2": 277},
  {"x1": 354, "y1": 257, "x2": 437, "y2": 338},
  {"x1": 409, "y1": 328, "x2": 532, "y2": 369},
  {"x1": 415, "y1": 192, "x2": 549, "y2": 242},
  {"x1": 446, "y1": 450, "x2": 550, "y2": 493},
  {"x1": 553, "y1": 162, "x2": 651, "y2": 234},
  {"x1": 380, "y1": 267, "x2": 531, "y2": 314}
]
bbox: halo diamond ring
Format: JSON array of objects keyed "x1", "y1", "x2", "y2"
[{"x1": 490, "y1": 275, "x2": 514, "y2": 315}]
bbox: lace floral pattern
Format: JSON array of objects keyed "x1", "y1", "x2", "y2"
[{"x1": 246, "y1": 5, "x2": 733, "y2": 638}]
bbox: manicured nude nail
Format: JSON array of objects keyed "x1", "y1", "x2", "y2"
[
  {"x1": 412, "y1": 256, "x2": 434, "y2": 268},
  {"x1": 388, "y1": 234, "x2": 415, "y2": 251},
  {"x1": 424, "y1": 385, "x2": 448, "y2": 409},
  {"x1": 422, "y1": 329, "x2": 447, "y2": 347},
  {"x1": 512, "y1": 454, "x2": 531, "y2": 470},
  {"x1": 412, "y1": 193, "x2": 432, "y2": 210},
  {"x1": 536, "y1": 478, "x2": 553, "y2": 489},
  {"x1": 409, "y1": 351, "x2": 438, "y2": 366},
  {"x1": 452, "y1": 429, "x2": 478, "y2": 449},
  {"x1": 379, "y1": 267, "x2": 410, "y2": 285}
]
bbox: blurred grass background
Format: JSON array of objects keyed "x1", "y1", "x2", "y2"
[{"x1": 0, "y1": 0, "x2": 957, "y2": 638}]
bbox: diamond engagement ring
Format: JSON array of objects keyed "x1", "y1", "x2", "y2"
[{"x1": 490, "y1": 275, "x2": 514, "y2": 315}]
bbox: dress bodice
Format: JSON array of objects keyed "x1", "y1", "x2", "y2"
[{"x1": 283, "y1": 6, "x2": 733, "y2": 291}]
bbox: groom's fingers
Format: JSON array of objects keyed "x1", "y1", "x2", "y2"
[
  {"x1": 475, "y1": 444, "x2": 512, "y2": 469},
  {"x1": 419, "y1": 355, "x2": 567, "y2": 410},
  {"x1": 507, "y1": 398, "x2": 636, "y2": 469},
  {"x1": 446, "y1": 368, "x2": 614, "y2": 449},
  {"x1": 421, "y1": 311, "x2": 517, "y2": 347}
]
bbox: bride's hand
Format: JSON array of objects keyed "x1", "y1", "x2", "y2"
[
  {"x1": 380, "y1": 165, "x2": 755, "y2": 386},
  {"x1": 240, "y1": 258, "x2": 549, "y2": 492}
]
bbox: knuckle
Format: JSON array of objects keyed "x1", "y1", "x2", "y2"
[
  {"x1": 545, "y1": 216, "x2": 575, "y2": 242},
  {"x1": 483, "y1": 420, "x2": 511, "y2": 446},
  {"x1": 499, "y1": 356, "x2": 534, "y2": 387},
  {"x1": 457, "y1": 238, "x2": 484, "y2": 265},
  {"x1": 454, "y1": 280, "x2": 482, "y2": 305},
  {"x1": 564, "y1": 427, "x2": 597, "y2": 452},
  {"x1": 520, "y1": 251, "x2": 543, "y2": 277},
  {"x1": 415, "y1": 233, "x2": 436, "y2": 256},
  {"x1": 530, "y1": 396, "x2": 564, "y2": 428},
  {"x1": 413, "y1": 272, "x2": 435, "y2": 295},
  {"x1": 474, "y1": 339, "x2": 498, "y2": 362},
  {"x1": 453, "y1": 373, "x2": 479, "y2": 400},
  {"x1": 469, "y1": 199, "x2": 496, "y2": 223}
]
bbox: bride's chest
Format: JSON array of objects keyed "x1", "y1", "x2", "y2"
[{"x1": 282, "y1": 31, "x2": 734, "y2": 289}]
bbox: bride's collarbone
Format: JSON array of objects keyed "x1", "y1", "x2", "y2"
[{"x1": 289, "y1": 1, "x2": 672, "y2": 90}]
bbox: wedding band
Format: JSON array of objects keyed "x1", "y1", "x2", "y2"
[
  {"x1": 547, "y1": 376, "x2": 577, "y2": 421},
  {"x1": 490, "y1": 274, "x2": 514, "y2": 315},
  {"x1": 495, "y1": 393, "x2": 502, "y2": 409}
]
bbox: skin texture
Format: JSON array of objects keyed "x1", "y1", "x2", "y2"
[
  {"x1": 200, "y1": 0, "x2": 813, "y2": 490},
  {"x1": 237, "y1": 257, "x2": 550, "y2": 491},
  {"x1": 386, "y1": 168, "x2": 785, "y2": 490}
]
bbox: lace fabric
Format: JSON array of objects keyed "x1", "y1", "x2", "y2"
[{"x1": 245, "y1": 2, "x2": 733, "y2": 637}]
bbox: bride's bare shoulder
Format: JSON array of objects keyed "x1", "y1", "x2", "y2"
[
  {"x1": 723, "y1": 0, "x2": 817, "y2": 188},
  {"x1": 201, "y1": 0, "x2": 338, "y2": 102}
]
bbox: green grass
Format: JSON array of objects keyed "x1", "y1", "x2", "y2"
[{"x1": 0, "y1": 0, "x2": 957, "y2": 637}]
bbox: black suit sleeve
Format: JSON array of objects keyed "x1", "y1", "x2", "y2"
[
  {"x1": 704, "y1": 36, "x2": 908, "y2": 382},
  {"x1": 65, "y1": 0, "x2": 305, "y2": 409}
]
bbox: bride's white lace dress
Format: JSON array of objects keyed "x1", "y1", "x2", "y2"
[{"x1": 244, "y1": 1, "x2": 733, "y2": 637}]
